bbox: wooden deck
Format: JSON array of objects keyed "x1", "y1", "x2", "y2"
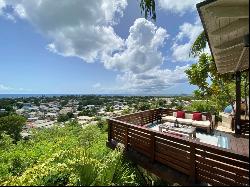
[
  {"x1": 107, "y1": 108, "x2": 250, "y2": 186},
  {"x1": 215, "y1": 122, "x2": 249, "y2": 156},
  {"x1": 229, "y1": 135, "x2": 249, "y2": 156}
]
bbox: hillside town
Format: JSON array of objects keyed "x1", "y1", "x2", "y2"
[{"x1": 0, "y1": 95, "x2": 194, "y2": 138}]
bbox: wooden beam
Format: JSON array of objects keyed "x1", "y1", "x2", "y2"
[
  {"x1": 235, "y1": 47, "x2": 248, "y2": 71},
  {"x1": 216, "y1": 59, "x2": 237, "y2": 67},
  {"x1": 217, "y1": 68, "x2": 235, "y2": 74},
  {"x1": 216, "y1": 52, "x2": 240, "y2": 61},
  {"x1": 214, "y1": 43, "x2": 243, "y2": 56},
  {"x1": 207, "y1": 6, "x2": 249, "y2": 18},
  {"x1": 211, "y1": 18, "x2": 249, "y2": 36},
  {"x1": 215, "y1": 43, "x2": 245, "y2": 52},
  {"x1": 214, "y1": 35, "x2": 244, "y2": 49},
  {"x1": 216, "y1": 52, "x2": 241, "y2": 62}
]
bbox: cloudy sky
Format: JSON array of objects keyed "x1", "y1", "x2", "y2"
[{"x1": 0, "y1": 0, "x2": 207, "y2": 95}]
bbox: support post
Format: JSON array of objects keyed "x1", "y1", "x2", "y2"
[
  {"x1": 235, "y1": 71, "x2": 241, "y2": 135},
  {"x1": 150, "y1": 131, "x2": 155, "y2": 163}
]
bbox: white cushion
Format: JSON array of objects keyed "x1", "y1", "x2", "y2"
[
  {"x1": 162, "y1": 116, "x2": 176, "y2": 122},
  {"x1": 176, "y1": 118, "x2": 193, "y2": 125},
  {"x1": 219, "y1": 112, "x2": 233, "y2": 118},
  {"x1": 173, "y1": 112, "x2": 177, "y2": 117},
  {"x1": 202, "y1": 115, "x2": 207, "y2": 121},
  {"x1": 185, "y1": 113, "x2": 193, "y2": 119},
  {"x1": 192, "y1": 120, "x2": 210, "y2": 127}
]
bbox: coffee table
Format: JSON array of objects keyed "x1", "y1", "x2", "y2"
[{"x1": 159, "y1": 122, "x2": 196, "y2": 138}]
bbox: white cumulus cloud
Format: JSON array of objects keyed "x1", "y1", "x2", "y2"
[
  {"x1": 171, "y1": 20, "x2": 203, "y2": 62},
  {"x1": 158, "y1": 0, "x2": 203, "y2": 15},
  {"x1": 103, "y1": 18, "x2": 169, "y2": 74},
  {"x1": 116, "y1": 65, "x2": 190, "y2": 93},
  {"x1": 0, "y1": 1, "x2": 193, "y2": 94},
  {"x1": 0, "y1": 0, "x2": 5, "y2": 15},
  {"x1": 0, "y1": 84, "x2": 12, "y2": 91},
  {"x1": 0, "y1": 83, "x2": 32, "y2": 92},
  {"x1": 2, "y1": 0, "x2": 127, "y2": 63}
]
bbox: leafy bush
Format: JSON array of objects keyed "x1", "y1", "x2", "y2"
[
  {"x1": 0, "y1": 122, "x2": 143, "y2": 186},
  {"x1": 0, "y1": 115, "x2": 26, "y2": 142},
  {"x1": 184, "y1": 100, "x2": 216, "y2": 114}
]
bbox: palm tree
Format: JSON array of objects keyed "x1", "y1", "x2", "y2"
[{"x1": 139, "y1": 0, "x2": 156, "y2": 21}]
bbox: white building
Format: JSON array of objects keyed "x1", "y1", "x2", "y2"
[
  {"x1": 59, "y1": 107, "x2": 73, "y2": 115},
  {"x1": 77, "y1": 116, "x2": 94, "y2": 125}
]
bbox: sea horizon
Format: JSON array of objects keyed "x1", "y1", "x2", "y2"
[{"x1": 0, "y1": 93, "x2": 192, "y2": 99}]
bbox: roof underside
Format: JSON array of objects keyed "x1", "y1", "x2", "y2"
[{"x1": 197, "y1": 0, "x2": 249, "y2": 74}]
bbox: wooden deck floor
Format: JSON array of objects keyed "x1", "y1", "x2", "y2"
[
  {"x1": 229, "y1": 135, "x2": 249, "y2": 156},
  {"x1": 215, "y1": 122, "x2": 249, "y2": 156}
]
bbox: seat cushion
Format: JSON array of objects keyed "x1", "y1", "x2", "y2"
[
  {"x1": 177, "y1": 111, "x2": 185, "y2": 118},
  {"x1": 162, "y1": 116, "x2": 176, "y2": 122},
  {"x1": 192, "y1": 112, "x2": 202, "y2": 121},
  {"x1": 192, "y1": 120, "x2": 210, "y2": 127},
  {"x1": 176, "y1": 118, "x2": 193, "y2": 125},
  {"x1": 185, "y1": 113, "x2": 193, "y2": 119},
  {"x1": 202, "y1": 115, "x2": 207, "y2": 121}
]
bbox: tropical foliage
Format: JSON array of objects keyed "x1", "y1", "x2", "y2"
[
  {"x1": 0, "y1": 123, "x2": 147, "y2": 186},
  {"x1": 185, "y1": 30, "x2": 249, "y2": 114},
  {"x1": 140, "y1": 0, "x2": 156, "y2": 21},
  {"x1": 0, "y1": 115, "x2": 26, "y2": 142}
]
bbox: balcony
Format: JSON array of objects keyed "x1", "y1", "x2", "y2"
[{"x1": 107, "y1": 108, "x2": 249, "y2": 186}]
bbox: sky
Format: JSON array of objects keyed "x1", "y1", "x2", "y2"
[{"x1": 0, "y1": 0, "x2": 209, "y2": 95}]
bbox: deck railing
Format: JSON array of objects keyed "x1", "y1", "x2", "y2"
[{"x1": 107, "y1": 108, "x2": 249, "y2": 186}]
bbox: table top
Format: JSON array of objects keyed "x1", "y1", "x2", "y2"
[{"x1": 159, "y1": 122, "x2": 196, "y2": 134}]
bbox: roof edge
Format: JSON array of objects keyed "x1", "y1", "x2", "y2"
[{"x1": 196, "y1": 0, "x2": 217, "y2": 64}]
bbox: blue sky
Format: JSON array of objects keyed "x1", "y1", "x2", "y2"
[{"x1": 0, "y1": 0, "x2": 206, "y2": 95}]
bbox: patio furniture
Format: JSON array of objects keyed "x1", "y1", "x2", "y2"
[
  {"x1": 162, "y1": 111, "x2": 213, "y2": 133},
  {"x1": 159, "y1": 122, "x2": 196, "y2": 139},
  {"x1": 219, "y1": 112, "x2": 234, "y2": 129}
]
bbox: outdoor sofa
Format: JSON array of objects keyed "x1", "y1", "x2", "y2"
[{"x1": 162, "y1": 110, "x2": 213, "y2": 133}]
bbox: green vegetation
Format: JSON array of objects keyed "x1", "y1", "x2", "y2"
[
  {"x1": 0, "y1": 119, "x2": 169, "y2": 186},
  {"x1": 140, "y1": 0, "x2": 156, "y2": 21},
  {"x1": 0, "y1": 122, "x2": 146, "y2": 186},
  {"x1": 57, "y1": 112, "x2": 74, "y2": 122},
  {"x1": 185, "y1": 29, "x2": 249, "y2": 115},
  {"x1": 184, "y1": 100, "x2": 216, "y2": 114},
  {"x1": 0, "y1": 115, "x2": 26, "y2": 142},
  {"x1": 78, "y1": 108, "x2": 97, "y2": 117}
]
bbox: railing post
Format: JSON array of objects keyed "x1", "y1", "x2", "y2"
[
  {"x1": 140, "y1": 113, "x2": 143, "y2": 126},
  {"x1": 150, "y1": 131, "x2": 155, "y2": 163},
  {"x1": 108, "y1": 119, "x2": 112, "y2": 142},
  {"x1": 151, "y1": 110, "x2": 154, "y2": 124},
  {"x1": 189, "y1": 142, "x2": 196, "y2": 184},
  {"x1": 125, "y1": 125, "x2": 128, "y2": 150}
]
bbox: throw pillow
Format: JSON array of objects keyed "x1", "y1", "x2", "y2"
[
  {"x1": 177, "y1": 111, "x2": 185, "y2": 118},
  {"x1": 193, "y1": 112, "x2": 202, "y2": 121}
]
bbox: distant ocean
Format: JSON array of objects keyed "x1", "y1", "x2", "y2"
[
  {"x1": 0, "y1": 93, "x2": 191, "y2": 99},
  {"x1": 0, "y1": 94, "x2": 71, "y2": 99}
]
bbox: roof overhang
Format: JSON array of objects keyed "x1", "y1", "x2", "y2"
[{"x1": 197, "y1": 0, "x2": 249, "y2": 74}]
